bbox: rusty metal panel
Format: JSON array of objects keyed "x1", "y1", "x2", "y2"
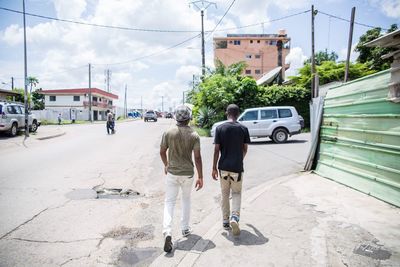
[{"x1": 315, "y1": 70, "x2": 400, "y2": 207}]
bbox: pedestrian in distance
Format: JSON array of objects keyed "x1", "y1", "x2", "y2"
[
  {"x1": 160, "y1": 105, "x2": 203, "y2": 253},
  {"x1": 57, "y1": 113, "x2": 62, "y2": 125},
  {"x1": 106, "y1": 110, "x2": 115, "y2": 134},
  {"x1": 212, "y1": 104, "x2": 250, "y2": 236},
  {"x1": 71, "y1": 111, "x2": 76, "y2": 123}
]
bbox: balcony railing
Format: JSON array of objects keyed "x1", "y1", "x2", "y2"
[{"x1": 83, "y1": 101, "x2": 113, "y2": 109}]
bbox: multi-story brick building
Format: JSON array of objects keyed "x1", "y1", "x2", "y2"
[{"x1": 213, "y1": 30, "x2": 291, "y2": 81}]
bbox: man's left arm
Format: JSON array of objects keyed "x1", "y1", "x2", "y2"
[
  {"x1": 194, "y1": 149, "x2": 203, "y2": 191},
  {"x1": 160, "y1": 147, "x2": 168, "y2": 175}
]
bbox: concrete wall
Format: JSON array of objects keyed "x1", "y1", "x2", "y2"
[
  {"x1": 45, "y1": 95, "x2": 85, "y2": 107},
  {"x1": 32, "y1": 108, "x2": 89, "y2": 121}
]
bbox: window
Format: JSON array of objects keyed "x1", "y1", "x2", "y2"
[
  {"x1": 257, "y1": 40, "x2": 260, "y2": 43},
  {"x1": 216, "y1": 40, "x2": 227, "y2": 49},
  {"x1": 49, "y1": 96, "x2": 56, "y2": 102},
  {"x1": 73, "y1": 96, "x2": 80, "y2": 101},
  {"x1": 278, "y1": 109, "x2": 292, "y2": 118},
  {"x1": 245, "y1": 69, "x2": 251, "y2": 74},
  {"x1": 93, "y1": 97, "x2": 98, "y2": 102},
  {"x1": 255, "y1": 54, "x2": 261, "y2": 59},
  {"x1": 233, "y1": 40, "x2": 241, "y2": 45},
  {"x1": 255, "y1": 69, "x2": 261, "y2": 74},
  {"x1": 269, "y1": 40, "x2": 277, "y2": 46},
  {"x1": 250, "y1": 40, "x2": 253, "y2": 44},
  {"x1": 7, "y1": 105, "x2": 21, "y2": 114},
  {"x1": 241, "y1": 110, "x2": 258, "y2": 121},
  {"x1": 261, "y1": 109, "x2": 277, "y2": 120},
  {"x1": 14, "y1": 106, "x2": 22, "y2": 114},
  {"x1": 245, "y1": 54, "x2": 252, "y2": 59}
]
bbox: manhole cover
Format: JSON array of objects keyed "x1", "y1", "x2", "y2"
[
  {"x1": 95, "y1": 188, "x2": 140, "y2": 199},
  {"x1": 353, "y1": 244, "x2": 392, "y2": 260}
]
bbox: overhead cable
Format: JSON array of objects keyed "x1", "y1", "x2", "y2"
[{"x1": 0, "y1": 6, "x2": 200, "y2": 33}]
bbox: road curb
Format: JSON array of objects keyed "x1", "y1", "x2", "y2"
[{"x1": 35, "y1": 132, "x2": 66, "y2": 140}]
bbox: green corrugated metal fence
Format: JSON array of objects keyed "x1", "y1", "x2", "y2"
[{"x1": 315, "y1": 70, "x2": 400, "y2": 207}]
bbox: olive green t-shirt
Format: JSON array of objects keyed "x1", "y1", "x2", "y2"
[{"x1": 160, "y1": 125, "x2": 200, "y2": 176}]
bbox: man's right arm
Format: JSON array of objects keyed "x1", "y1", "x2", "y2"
[{"x1": 212, "y1": 144, "x2": 220, "y2": 180}]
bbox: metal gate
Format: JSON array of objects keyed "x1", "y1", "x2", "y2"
[{"x1": 315, "y1": 70, "x2": 400, "y2": 207}]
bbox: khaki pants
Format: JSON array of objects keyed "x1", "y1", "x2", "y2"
[{"x1": 219, "y1": 170, "x2": 243, "y2": 222}]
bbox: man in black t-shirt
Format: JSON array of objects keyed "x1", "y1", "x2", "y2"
[{"x1": 212, "y1": 104, "x2": 250, "y2": 236}]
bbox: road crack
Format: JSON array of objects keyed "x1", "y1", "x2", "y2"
[
  {"x1": 11, "y1": 237, "x2": 101, "y2": 244},
  {"x1": 0, "y1": 200, "x2": 71, "y2": 240}
]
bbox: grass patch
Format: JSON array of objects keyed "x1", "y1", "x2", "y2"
[
  {"x1": 301, "y1": 127, "x2": 310, "y2": 133},
  {"x1": 40, "y1": 120, "x2": 89, "y2": 125},
  {"x1": 193, "y1": 126, "x2": 210, "y2": 137}
]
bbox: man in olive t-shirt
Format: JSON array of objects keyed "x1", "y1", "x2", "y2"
[{"x1": 160, "y1": 105, "x2": 203, "y2": 253}]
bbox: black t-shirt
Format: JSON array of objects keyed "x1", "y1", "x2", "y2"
[{"x1": 214, "y1": 121, "x2": 250, "y2": 173}]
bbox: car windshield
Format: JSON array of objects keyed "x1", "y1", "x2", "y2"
[{"x1": 146, "y1": 111, "x2": 154, "y2": 114}]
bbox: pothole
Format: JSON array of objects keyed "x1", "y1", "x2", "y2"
[
  {"x1": 66, "y1": 188, "x2": 141, "y2": 200},
  {"x1": 353, "y1": 244, "x2": 392, "y2": 260},
  {"x1": 103, "y1": 225, "x2": 154, "y2": 243},
  {"x1": 95, "y1": 187, "x2": 141, "y2": 199}
]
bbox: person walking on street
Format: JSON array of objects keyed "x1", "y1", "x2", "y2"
[
  {"x1": 160, "y1": 105, "x2": 203, "y2": 253},
  {"x1": 57, "y1": 113, "x2": 62, "y2": 125},
  {"x1": 212, "y1": 104, "x2": 250, "y2": 236},
  {"x1": 106, "y1": 111, "x2": 115, "y2": 134}
]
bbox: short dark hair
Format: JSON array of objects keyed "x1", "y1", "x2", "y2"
[{"x1": 226, "y1": 104, "x2": 240, "y2": 118}]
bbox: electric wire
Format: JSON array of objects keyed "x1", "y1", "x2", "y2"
[
  {"x1": 318, "y1": 10, "x2": 389, "y2": 31},
  {"x1": 205, "y1": 0, "x2": 236, "y2": 38},
  {"x1": 0, "y1": 6, "x2": 200, "y2": 33},
  {"x1": 92, "y1": 33, "x2": 201, "y2": 66}
]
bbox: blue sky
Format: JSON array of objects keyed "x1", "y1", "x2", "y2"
[{"x1": 0, "y1": 0, "x2": 398, "y2": 110}]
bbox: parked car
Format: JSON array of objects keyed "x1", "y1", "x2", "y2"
[
  {"x1": 144, "y1": 110, "x2": 157, "y2": 122},
  {"x1": 0, "y1": 101, "x2": 41, "y2": 136},
  {"x1": 211, "y1": 106, "x2": 302, "y2": 143}
]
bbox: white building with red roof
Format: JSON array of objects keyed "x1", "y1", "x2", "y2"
[{"x1": 41, "y1": 88, "x2": 118, "y2": 121}]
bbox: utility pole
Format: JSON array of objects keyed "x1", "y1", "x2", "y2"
[
  {"x1": 183, "y1": 91, "x2": 185, "y2": 105},
  {"x1": 88, "y1": 63, "x2": 92, "y2": 122},
  {"x1": 11, "y1": 77, "x2": 14, "y2": 90},
  {"x1": 161, "y1": 96, "x2": 164, "y2": 112},
  {"x1": 344, "y1": 7, "x2": 356, "y2": 83},
  {"x1": 104, "y1": 69, "x2": 112, "y2": 92},
  {"x1": 311, "y1": 5, "x2": 317, "y2": 98},
  {"x1": 276, "y1": 40, "x2": 283, "y2": 85},
  {"x1": 190, "y1": 0, "x2": 216, "y2": 77},
  {"x1": 124, "y1": 84, "x2": 127, "y2": 119},
  {"x1": 22, "y1": 0, "x2": 29, "y2": 137}
]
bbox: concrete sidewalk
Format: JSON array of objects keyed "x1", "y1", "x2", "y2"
[{"x1": 151, "y1": 173, "x2": 400, "y2": 267}]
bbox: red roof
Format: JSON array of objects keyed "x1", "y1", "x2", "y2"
[{"x1": 41, "y1": 88, "x2": 118, "y2": 99}]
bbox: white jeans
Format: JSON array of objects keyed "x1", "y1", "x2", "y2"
[{"x1": 163, "y1": 173, "x2": 194, "y2": 236}]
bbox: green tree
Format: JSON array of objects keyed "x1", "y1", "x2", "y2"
[
  {"x1": 27, "y1": 76, "x2": 39, "y2": 95},
  {"x1": 306, "y1": 49, "x2": 338, "y2": 65},
  {"x1": 289, "y1": 61, "x2": 376, "y2": 88},
  {"x1": 32, "y1": 88, "x2": 45, "y2": 110},
  {"x1": 355, "y1": 24, "x2": 398, "y2": 71},
  {"x1": 7, "y1": 88, "x2": 31, "y2": 104}
]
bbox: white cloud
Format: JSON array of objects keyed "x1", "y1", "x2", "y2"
[
  {"x1": 338, "y1": 43, "x2": 359, "y2": 62},
  {"x1": 1, "y1": 24, "x2": 23, "y2": 46},
  {"x1": 285, "y1": 47, "x2": 307, "y2": 77},
  {"x1": 53, "y1": 0, "x2": 87, "y2": 19},
  {"x1": 369, "y1": 0, "x2": 400, "y2": 18}
]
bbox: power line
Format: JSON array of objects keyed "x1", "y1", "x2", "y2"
[
  {"x1": 0, "y1": 6, "x2": 200, "y2": 33},
  {"x1": 318, "y1": 10, "x2": 389, "y2": 31},
  {"x1": 212, "y1": 10, "x2": 311, "y2": 32},
  {"x1": 206, "y1": 0, "x2": 236, "y2": 38},
  {"x1": 92, "y1": 34, "x2": 201, "y2": 66}
]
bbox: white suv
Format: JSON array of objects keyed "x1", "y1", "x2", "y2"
[
  {"x1": 0, "y1": 101, "x2": 40, "y2": 136},
  {"x1": 211, "y1": 106, "x2": 302, "y2": 143}
]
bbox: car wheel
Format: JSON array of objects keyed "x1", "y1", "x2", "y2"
[
  {"x1": 30, "y1": 121, "x2": 38, "y2": 132},
  {"x1": 272, "y1": 128, "x2": 288, "y2": 143},
  {"x1": 9, "y1": 123, "x2": 18, "y2": 137}
]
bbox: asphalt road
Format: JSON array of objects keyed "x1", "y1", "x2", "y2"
[{"x1": 0, "y1": 119, "x2": 310, "y2": 266}]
